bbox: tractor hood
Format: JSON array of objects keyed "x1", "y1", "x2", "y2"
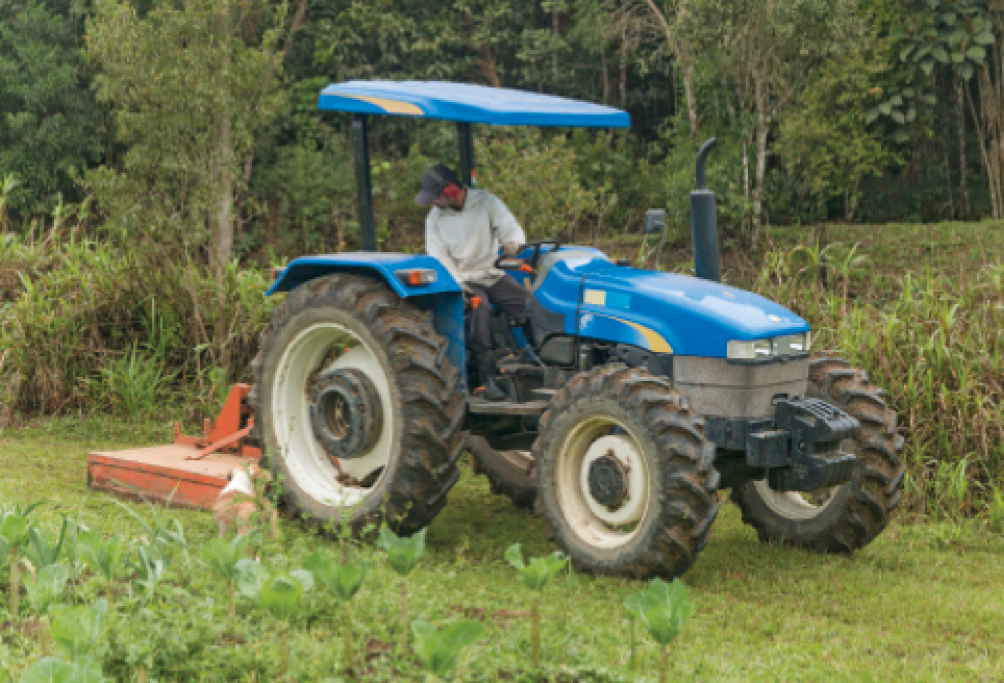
[{"x1": 577, "y1": 265, "x2": 809, "y2": 358}]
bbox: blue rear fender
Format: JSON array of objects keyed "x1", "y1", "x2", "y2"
[
  {"x1": 268, "y1": 253, "x2": 466, "y2": 382},
  {"x1": 268, "y1": 252, "x2": 462, "y2": 298}
]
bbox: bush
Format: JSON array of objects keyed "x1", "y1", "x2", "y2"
[{"x1": 0, "y1": 230, "x2": 273, "y2": 425}]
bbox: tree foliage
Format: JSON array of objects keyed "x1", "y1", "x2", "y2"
[
  {"x1": 0, "y1": 1, "x2": 102, "y2": 219},
  {"x1": 84, "y1": 0, "x2": 285, "y2": 262}
]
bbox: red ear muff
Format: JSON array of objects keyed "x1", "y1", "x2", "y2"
[{"x1": 443, "y1": 183, "x2": 462, "y2": 199}]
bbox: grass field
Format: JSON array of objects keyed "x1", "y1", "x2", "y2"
[{"x1": 1, "y1": 417, "x2": 1003, "y2": 682}]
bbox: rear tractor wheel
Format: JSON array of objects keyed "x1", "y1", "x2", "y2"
[
  {"x1": 730, "y1": 355, "x2": 906, "y2": 553},
  {"x1": 534, "y1": 365, "x2": 720, "y2": 579},
  {"x1": 250, "y1": 274, "x2": 466, "y2": 536}
]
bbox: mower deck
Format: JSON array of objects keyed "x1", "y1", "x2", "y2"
[
  {"x1": 85, "y1": 384, "x2": 260, "y2": 510},
  {"x1": 87, "y1": 445, "x2": 257, "y2": 510}
]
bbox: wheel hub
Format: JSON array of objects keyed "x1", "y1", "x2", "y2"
[
  {"x1": 587, "y1": 451, "x2": 628, "y2": 509},
  {"x1": 310, "y1": 368, "x2": 383, "y2": 460}
]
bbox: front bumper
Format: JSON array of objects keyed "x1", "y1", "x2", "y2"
[{"x1": 707, "y1": 398, "x2": 859, "y2": 492}]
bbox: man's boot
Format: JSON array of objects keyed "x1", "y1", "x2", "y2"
[{"x1": 476, "y1": 354, "x2": 507, "y2": 401}]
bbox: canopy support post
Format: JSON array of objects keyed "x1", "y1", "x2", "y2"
[
  {"x1": 457, "y1": 121, "x2": 475, "y2": 188},
  {"x1": 352, "y1": 113, "x2": 376, "y2": 251}
]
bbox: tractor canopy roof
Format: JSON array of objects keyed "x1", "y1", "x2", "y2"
[{"x1": 318, "y1": 80, "x2": 631, "y2": 128}]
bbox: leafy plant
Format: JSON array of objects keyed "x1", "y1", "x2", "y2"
[
  {"x1": 377, "y1": 526, "x2": 428, "y2": 652},
  {"x1": 112, "y1": 496, "x2": 188, "y2": 564},
  {"x1": 50, "y1": 599, "x2": 109, "y2": 662},
  {"x1": 201, "y1": 534, "x2": 250, "y2": 631},
  {"x1": 233, "y1": 559, "x2": 312, "y2": 681},
  {"x1": 2, "y1": 512, "x2": 31, "y2": 621},
  {"x1": 504, "y1": 543, "x2": 568, "y2": 670},
  {"x1": 76, "y1": 531, "x2": 126, "y2": 589},
  {"x1": 20, "y1": 656, "x2": 103, "y2": 683},
  {"x1": 305, "y1": 549, "x2": 371, "y2": 675},
  {"x1": 26, "y1": 600, "x2": 109, "y2": 683},
  {"x1": 25, "y1": 563, "x2": 70, "y2": 655},
  {"x1": 411, "y1": 620, "x2": 484, "y2": 682},
  {"x1": 623, "y1": 579, "x2": 694, "y2": 683},
  {"x1": 24, "y1": 519, "x2": 68, "y2": 571},
  {"x1": 128, "y1": 542, "x2": 166, "y2": 598},
  {"x1": 26, "y1": 563, "x2": 69, "y2": 617}
]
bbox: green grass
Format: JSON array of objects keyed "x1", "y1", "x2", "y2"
[{"x1": 1, "y1": 417, "x2": 1003, "y2": 681}]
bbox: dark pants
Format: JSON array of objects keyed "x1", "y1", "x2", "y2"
[{"x1": 467, "y1": 274, "x2": 529, "y2": 352}]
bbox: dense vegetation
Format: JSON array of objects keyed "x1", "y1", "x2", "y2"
[{"x1": 1, "y1": 0, "x2": 1003, "y2": 244}]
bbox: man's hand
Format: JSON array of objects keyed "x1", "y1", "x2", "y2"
[{"x1": 502, "y1": 241, "x2": 522, "y2": 257}]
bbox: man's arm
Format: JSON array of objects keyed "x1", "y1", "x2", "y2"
[
  {"x1": 425, "y1": 215, "x2": 469, "y2": 292},
  {"x1": 488, "y1": 194, "x2": 526, "y2": 248}
]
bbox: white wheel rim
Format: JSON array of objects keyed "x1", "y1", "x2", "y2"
[
  {"x1": 752, "y1": 479, "x2": 841, "y2": 521},
  {"x1": 556, "y1": 416, "x2": 650, "y2": 549},
  {"x1": 272, "y1": 322, "x2": 393, "y2": 508}
]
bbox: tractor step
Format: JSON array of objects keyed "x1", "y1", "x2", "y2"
[
  {"x1": 86, "y1": 384, "x2": 260, "y2": 510},
  {"x1": 467, "y1": 398, "x2": 549, "y2": 416}
]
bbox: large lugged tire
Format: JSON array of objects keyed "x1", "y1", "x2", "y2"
[
  {"x1": 730, "y1": 354, "x2": 906, "y2": 553},
  {"x1": 534, "y1": 365, "x2": 720, "y2": 579},
  {"x1": 467, "y1": 435, "x2": 537, "y2": 509},
  {"x1": 250, "y1": 274, "x2": 466, "y2": 536}
]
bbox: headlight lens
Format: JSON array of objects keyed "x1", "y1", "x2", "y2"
[
  {"x1": 728, "y1": 333, "x2": 810, "y2": 361},
  {"x1": 773, "y1": 333, "x2": 811, "y2": 356},
  {"x1": 726, "y1": 339, "x2": 773, "y2": 360}
]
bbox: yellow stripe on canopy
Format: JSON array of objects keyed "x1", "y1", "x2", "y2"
[{"x1": 343, "y1": 95, "x2": 424, "y2": 116}]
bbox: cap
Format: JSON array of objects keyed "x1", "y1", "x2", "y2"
[{"x1": 415, "y1": 164, "x2": 459, "y2": 206}]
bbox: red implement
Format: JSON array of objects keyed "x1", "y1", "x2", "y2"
[{"x1": 86, "y1": 384, "x2": 260, "y2": 510}]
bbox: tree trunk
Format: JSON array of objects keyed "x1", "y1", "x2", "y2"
[
  {"x1": 283, "y1": 0, "x2": 310, "y2": 62},
  {"x1": 214, "y1": 115, "x2": 234, "y2": 266},
  {"x1": 552, "y1": 9, "x2": 559, "y2": 81},
  {"x1": 211, "y1": 0, "x2": 234, "y2": 373},
  {"x1": 642, "y1": 0, "x2": 699, "y2": 137},
  {"x1": 682, "y1": 62, "x2": 699, "y2": 138},
  {"x1": 957, "y1": 77, "x2": 970, "y2": 218},
  {"x1": 742, "y1": 138, "x2": 750, "y2": 231},
  {"x1": 753, "y1": 77, "x2": 770, "y2": 247},
  {"x1": 210, "y1": 0, "x2": 234, "y2": 267},
  {"x1": 619, "y1": 28, "x2": 628, "y2": 108},
  {"x1": 601, "y1": 49, "x2": 609, "y2": 105}
]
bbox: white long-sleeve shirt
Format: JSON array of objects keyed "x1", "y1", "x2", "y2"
[{"x1": 425, "y1": 189, "x2": 526, "y2": 288}]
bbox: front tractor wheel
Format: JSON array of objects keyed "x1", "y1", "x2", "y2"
[
  {"x1": 251, "y1": 274, "x2": 466, "y2": 536},
  {"x1": 730, "y1": 355, "x2": 906, "y2": 553},
  {"x1": 534, "y1": 366, "x2": 720, "y2": 579}
]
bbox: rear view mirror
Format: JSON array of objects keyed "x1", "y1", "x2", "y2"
[{"x1": 643, "y1": 209, "x2": 666, "y2": 235}]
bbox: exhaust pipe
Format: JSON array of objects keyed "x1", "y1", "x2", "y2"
[{"x1": 690, "y1": 137, "x2": 721, "y2": 282}]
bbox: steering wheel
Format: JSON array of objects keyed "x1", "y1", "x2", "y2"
[
  {"x1": 494, "y1": 240, "x2": 563, "y2": 272},
  {"x1": 523, "y1": 240, "x2": 562, "y2": 269}
]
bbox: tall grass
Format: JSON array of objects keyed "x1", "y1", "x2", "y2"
[
  {"x1": 0, "y1": 229, "x2": 273, "y2": 424},
  {"x1": 752, "y1": 244, "x2": 1004, "y2": 516}
]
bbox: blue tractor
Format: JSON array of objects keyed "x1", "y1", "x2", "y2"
[{"x1": 253, "y1": 81, "x2": 905, "y2": 578}]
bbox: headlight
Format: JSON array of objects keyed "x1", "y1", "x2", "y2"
[
  {"x1": 728, "y1": 333, "x2": 810, "y2": 361},
  {"x1": 726, "y1": 339, "x2": 773, "y2": 360},
  {"x1": 773, "y1": 333, "x2": 811, "y2": 356}
]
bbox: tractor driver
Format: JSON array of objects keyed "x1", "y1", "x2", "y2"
[{"x1": 416, "y1": 163, "x2": 527, "y2": 401}]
